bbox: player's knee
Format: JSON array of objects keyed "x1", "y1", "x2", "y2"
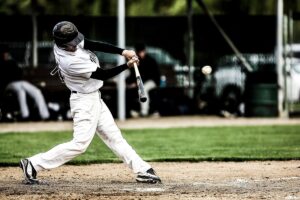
[
  {"x1": 72, "y1": 140, "x2": 89, "y2": 154},
  {"x1": 32, "y1": 88, "x2": 43, "y2": 97},
  {"x1": 99, "y1": 130, "x2": 124, "y2": 145},
  {"x1": 109, "y1": 131, "x2": 125, "y2": 144}
]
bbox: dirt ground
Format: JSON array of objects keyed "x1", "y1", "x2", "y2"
[
  {"x1": 1, "y1": 117, "x2": 299, "y2": 199},
  {"x1": 0, "y1": 161, "x2": 299, "y2": 200}
]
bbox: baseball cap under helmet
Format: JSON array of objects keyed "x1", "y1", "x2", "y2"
[{"x1": 53, "y1": 21, "x2": 84, "y2": 47}]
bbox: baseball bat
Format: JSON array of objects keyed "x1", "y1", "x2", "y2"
[{"x1": 133, "y1": 62, "x2": 147, "y2": 103}]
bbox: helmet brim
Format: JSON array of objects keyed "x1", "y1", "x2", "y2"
[{"x1": 66, "y1": 32, "x2": 84, "y2": 47}]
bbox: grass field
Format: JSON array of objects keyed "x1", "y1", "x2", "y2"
[{"x1": 0, "y1": 125, "x2": 299, "y2": 165}]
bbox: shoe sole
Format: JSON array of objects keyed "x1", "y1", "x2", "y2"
[
  {"x1": 19, "y1": 160, "x2": 39, "y2": 185},
  {"x1": 136, "y1": 179, "x2": 160, "y2": 184},
  {"x1": 136, "y1": 176, "x2": 162, "y2": 184}
]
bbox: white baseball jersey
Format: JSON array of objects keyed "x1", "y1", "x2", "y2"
[{"x1": 53, "y1": 40, "x2": 103, "y2": 93}]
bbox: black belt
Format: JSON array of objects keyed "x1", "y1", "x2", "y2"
[{"x1": 71, "y1": 90, "x2": 100, "y2": 94}]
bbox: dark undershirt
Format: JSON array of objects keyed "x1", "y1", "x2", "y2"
[
  {"x1": 84, "y1": 39, "x2": 124, "y2": 55},
  {"x1": 90, "y1": 64, "x2": 128, "y2": 81},
  {"x1": 84, "y1": 39, "x2": 127, "y2": 80}
]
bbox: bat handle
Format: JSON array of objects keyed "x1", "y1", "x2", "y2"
[{"x1": 133, "y1": 62, "x2": 140, "y2": 76}]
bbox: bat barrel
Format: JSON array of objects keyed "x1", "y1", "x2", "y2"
[{"x1": 133, "y1": 62, "x2": 147, "y2": 103}]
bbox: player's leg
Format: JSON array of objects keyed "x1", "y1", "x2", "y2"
[
  {"x1": 96, "y1": 98, "x2": 149, "y2": 173},
  {"x1": 5, "y1": 81, "x2": 29, "y2": 118},
  {"x1": 96, "y1": 99, "x2": 161, "y2": 183},
  {"x1": 22, "y1": 93, "x2": 100, "y2": 183},
  {"x1": 140, "y1": 80, "x2": 156, "y2": 116},
  {"x1": 21, "y1": 81, "x2": 50, "y2": 120}
]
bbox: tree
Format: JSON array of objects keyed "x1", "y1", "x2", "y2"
[{"x1": 1, "y1": 0, "x2": 296, "y2": 17}]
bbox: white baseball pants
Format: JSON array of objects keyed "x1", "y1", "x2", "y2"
[
  {"x1": 6, "y1": 81, "x2": 49, "y2": 119},
  {"x1": 29, "y1": 91, "x2": 151, "y2": 174}
]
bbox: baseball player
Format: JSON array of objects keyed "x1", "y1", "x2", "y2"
[{"x1": 19, "y1": 21, "x2": 161, "y2": 184}]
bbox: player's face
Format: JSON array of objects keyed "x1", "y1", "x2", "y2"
[
  {"x1": 64, "y1": 45, "x2": 77, "y2": 52},
  {"x1": 1, "y1": 52, "x2": 9, "y2": 61},
  {"x1": 138, "y1": 50, "x2": 146, "y2": 59},
  {"x1": 4, "y1": 52, "x2": 9, "y2": 60}
]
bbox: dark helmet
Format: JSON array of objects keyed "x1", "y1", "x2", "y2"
[{"x1": 52, "y1": 21, "x2": 84, "y2": 47}]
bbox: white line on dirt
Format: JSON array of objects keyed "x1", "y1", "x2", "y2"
[
  {"x1": 285, "y1": 195, "x2": 300, "y2": 200},
  {"x1": 252, "y1": 176, "x2": 300, "y2": 182},
  {"x1": 121, "y1": 187, "x2": 165, "y2": 192},
  {"x1": 193, "y1": 177, "x2": 300, "y2": 188}
]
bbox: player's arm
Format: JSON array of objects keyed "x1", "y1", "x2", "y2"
[
  {"x1": 90, "y1": 57, "x2": 138, "y2": 81},
  {"x1": 84, "y1": 39, "x2": 136, "y2": 60},
  {"x1": 90, "y1": 64, "x2": 128, "y2": 81}
]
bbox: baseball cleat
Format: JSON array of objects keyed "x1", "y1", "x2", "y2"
[
  {"x1": 19, "y1": 159, "x2": 39, "y2": 185},
  {"x1": 136, "y1": 168, "x2": 162, "y2": 184}
]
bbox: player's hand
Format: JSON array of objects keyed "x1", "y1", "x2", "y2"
[
  {"x1": 127, "y1": 56, "x2": 139, "y2": 68},
  {"x1": 122, "y1": 50, "x2": 136, "y2": 60}
]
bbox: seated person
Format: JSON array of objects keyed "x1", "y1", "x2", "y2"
[{"x1": 0, "y1": 44, "x2": 49, "y2": 120}]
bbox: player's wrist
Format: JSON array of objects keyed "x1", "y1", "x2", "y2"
[{"x1": 122, "y1": 50, "x2": 129, "y2": 57}]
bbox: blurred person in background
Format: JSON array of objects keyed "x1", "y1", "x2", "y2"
[
  {"x1": 0, "y1": 44, "x2": 50, "y2": 121},
  {"x1": 127, "y1": 43, "x2": 160, "y2": 117}
]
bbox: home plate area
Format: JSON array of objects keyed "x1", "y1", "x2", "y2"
[{"x1": 0, "y1": 161, "x2": 299, "y2": 200}]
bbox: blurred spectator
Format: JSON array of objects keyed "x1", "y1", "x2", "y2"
[
  {"x1": 0, "y1": 44, "x2": 49, "y2": 121},
  {"x1": 127, "y1": 43, "x2": 160, "y2": 117}
]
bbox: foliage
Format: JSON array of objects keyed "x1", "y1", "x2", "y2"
[
  {"x1": 0, "y1": 0, "x2": 299, "y2": 16},
  {"x1": 0, "y1": 125, "x2": 299, "y2": 165}
]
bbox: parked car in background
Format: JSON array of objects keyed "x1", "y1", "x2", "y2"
[
  {"x1": 285, "y1": 44, "x2": 300, "y2": 103},
  {"x1": 194, "y1": 54, "x2": 251, "y2": 116},
  {"x1": 287, "y1": 60, "x2": 300, "y2": 103},
  {"x1": 196, "y1": 49, "x2": 300, "y2": 117}
]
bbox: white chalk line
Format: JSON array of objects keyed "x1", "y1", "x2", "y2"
[
  {"x1": 121, "y1": 187, "x2": 165, "y2": 192},
  {"x1": 120, "y1": 177, "x2": 300, "y2": 193},
  {"x1": 193, "y1": 177, "x2": 300, "y2": 187},
  {"x1": 285, "y1": 195, "x2": 300, "y2": 200}
]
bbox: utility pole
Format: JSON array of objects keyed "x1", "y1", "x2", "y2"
[
  {"x1": 117, "y1": 0, "x2": 126, "y2": 120},
  {"x1": 31, "y1": 0, "x2": 38, "y2": 68},
  {"x1": 276, "y1": 0, "x2": 288, "y2": 118},
  {"x1": 187, "y1": 0, "x2": 194, "y2": 98}
]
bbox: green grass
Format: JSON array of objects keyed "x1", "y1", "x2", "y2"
[{"x1": 0, "y1": 125, "x2": 300, "y2": 165}]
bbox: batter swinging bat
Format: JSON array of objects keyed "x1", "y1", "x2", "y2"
[{"x1": 133, "y1": 62, "x2": 147, "y2": 103}]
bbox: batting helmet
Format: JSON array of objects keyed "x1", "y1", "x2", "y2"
[{"x1": 53, "y1": 21, "x2": 84, "y2": 47}]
